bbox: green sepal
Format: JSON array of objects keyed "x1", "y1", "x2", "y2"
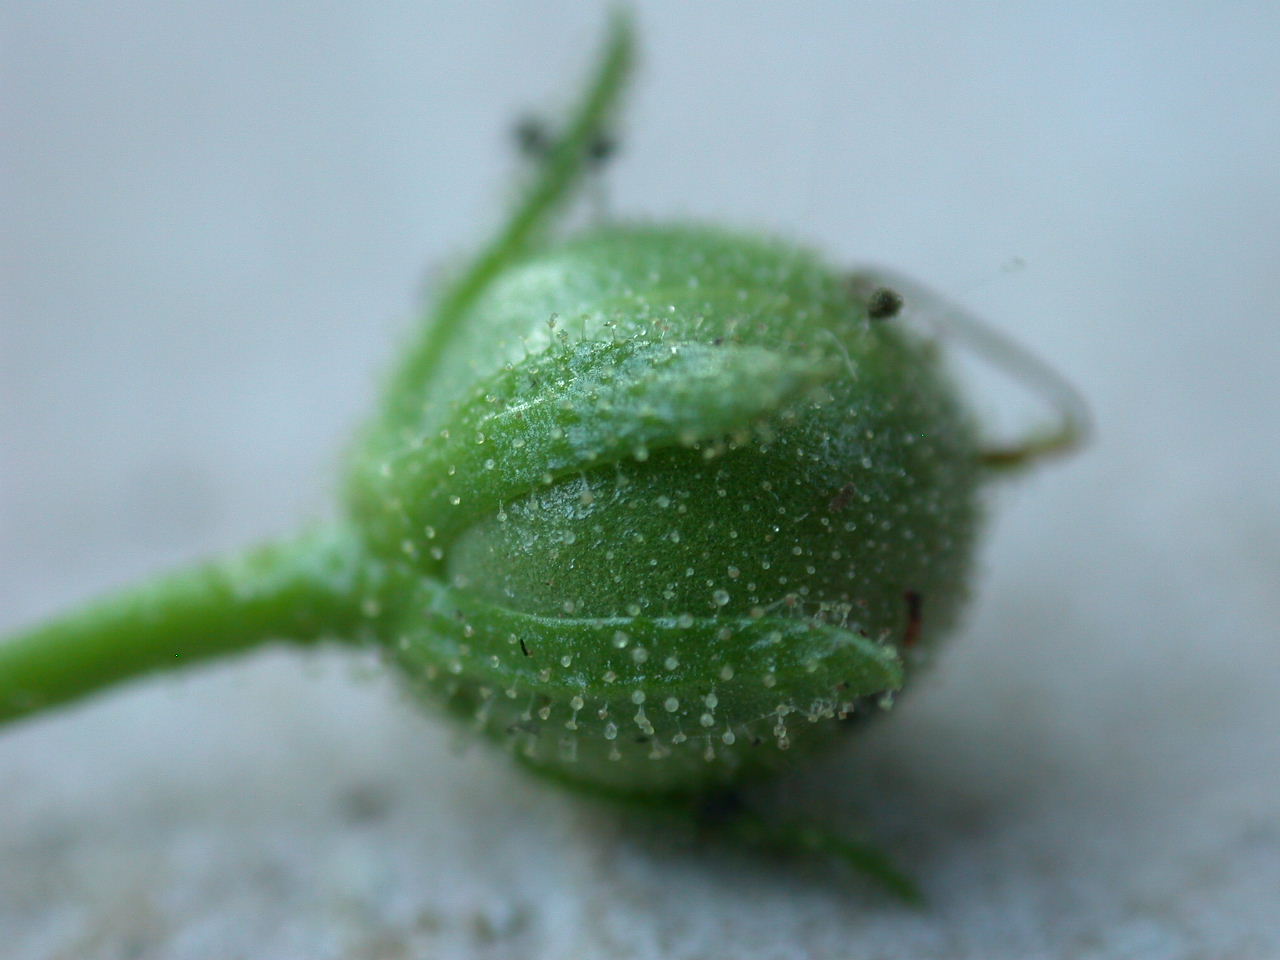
[
  {"x1": 356, "y1": 337, "x2": 841, "y2": 556},
  {"x1": 402, "y1": 576, "x2": 901, "y2": 701}
]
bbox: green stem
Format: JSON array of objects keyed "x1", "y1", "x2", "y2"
[
  {"x1": 0, "y1": 525, "x2": 372, "y2": 727},
  {"x1": 389, "y1": 10, "x2": 635, "y2": 402}
]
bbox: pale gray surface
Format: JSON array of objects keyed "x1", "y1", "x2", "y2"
[{"x1": 3, "y1": 2, "x2": 1279, "y2": 958}]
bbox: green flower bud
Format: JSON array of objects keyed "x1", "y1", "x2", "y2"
[
  {"x1": 0, "y1": 13, "x2": 1083, "y2": 888},
  {"x1": 347, "y1": 226, "x2": 983, "y2": 796}
]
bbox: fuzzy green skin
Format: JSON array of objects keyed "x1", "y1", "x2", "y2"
[{"x1": 347, "y1": 225, "x2": 984, "y2": 797}]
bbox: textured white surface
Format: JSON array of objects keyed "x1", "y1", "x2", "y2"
[{"x1": 3, "y1": 3, "x2": 1279, "y2": 958}]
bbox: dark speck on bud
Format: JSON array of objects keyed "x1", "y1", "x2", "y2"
[{"x1": 867, "y1": 286, "x2": 905, "y2": 321}]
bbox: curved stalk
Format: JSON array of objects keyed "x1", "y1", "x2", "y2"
[
  {"x1": 0, "y1": 526, "x2": 371, "y2": 727},
  {"x1": 387, "y1": 10, "x2": 635, "y2": 406},
  {"x1": 852, "y1": 267, "x2": 1092, "y2": 472}
]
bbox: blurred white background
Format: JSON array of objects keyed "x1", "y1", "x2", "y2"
[{"x1": 3, "y1": 3, "x2": 1278, "y2": 958}]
